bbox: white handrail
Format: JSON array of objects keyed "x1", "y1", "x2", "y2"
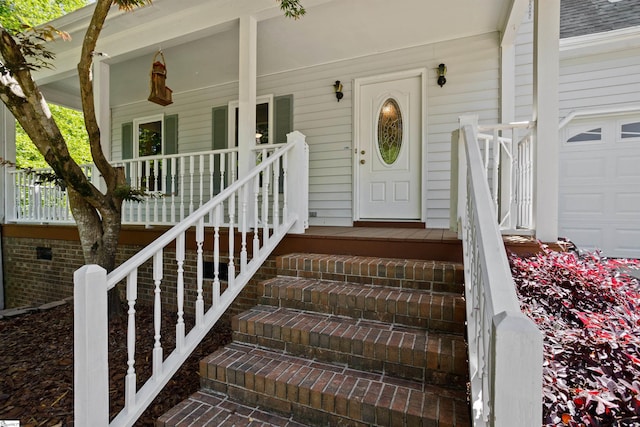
[
  {"x1": 74, "y1": 132, "x2": 308, "y2": 427},
  {"x1": 457, "y1": 116, "x2": 543, "y2": 426}
]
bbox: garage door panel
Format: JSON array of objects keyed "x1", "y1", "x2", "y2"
[
  {"x1": 613, "y1": 228, "x2": 640, "y2": 258},
  {"x1": 616, "y1": 155, "x2": 640, "y2": 178},
  {"x1": 559, "y1": 116, "x2": 640, "y2": 258},
  {"x1": 559, "y1": 193, "x2": 604, "y2": 216},
  {"x1": 614, "y1": 192, "x2": 640, "y2": 214},
  {"x1": 560, "y1": 157, "x2": 607, "y2": 180}
]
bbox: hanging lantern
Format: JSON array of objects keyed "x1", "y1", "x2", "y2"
[{"x1": 148, "y1": 51, "x2": 173, "y2": 106}]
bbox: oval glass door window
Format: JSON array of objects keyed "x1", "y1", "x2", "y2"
[{"x1": 377, "y1": 98, "x2": 403, "y2": 165}]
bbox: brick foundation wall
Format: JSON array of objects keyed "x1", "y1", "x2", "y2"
[{"x1": 2, "y1": 228, "x2": 277, "y2": 315}]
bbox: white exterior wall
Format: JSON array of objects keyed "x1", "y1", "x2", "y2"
[
  {"x1": 111, "y1": 32, "x2": 500, "y2": 228},
  {"x1": 515, "y1": 14, "x2": 640, "y2": 121}
]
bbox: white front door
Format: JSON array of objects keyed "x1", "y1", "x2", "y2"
[{"x1": 356, "y1": 72, "x2": 423, "y2": 220}]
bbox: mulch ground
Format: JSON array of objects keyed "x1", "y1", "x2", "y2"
[{"x1": 0, "y1": 302, "x2": 232, "y2": 426}]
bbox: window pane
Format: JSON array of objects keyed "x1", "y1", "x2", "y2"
[
  {"x1": 621, "y1": 122, "x2": 640, "y2": 139},
  {"x1": 139, "y1": 120, "x2": 162, "y2": 156},
  {"x1": 377, "y1": 98, "x2": 403, "y2": 165},
  {"x1": 567, "y1": 128, "x2": 601, "y2": 143}
]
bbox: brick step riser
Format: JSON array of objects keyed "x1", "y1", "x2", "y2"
[
  {"x1": 258, "y1": 278, "x2": 466, "y2": 334},
  {"x1": 276, "y1": 254, "x2": 464, "y2": 294},
  {"x1": 200, "y1": 344, "x2": 469, "y2": 427},
  {"x1": 231, "y1": 308, "x2": 467, "y2": 387}
]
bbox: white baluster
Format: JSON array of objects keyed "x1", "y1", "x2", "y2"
[
  {"x1": 196, "y1": 218, "x2": 204, "y2": 327},
  {"x1": 176, "y1": 232, "x2": 185, "y2": 353},
  {"x1": 253, "y1": 175, "x2": 260, "y2": 257},
  {"x1": 152, "y1": 250, "x2": 163, "y2": 377},
  {"x1": 189, "y1": 156, "x2": 195, "y2": 215},
  {"x1": 179, "y1": 156, "x2": 185, "y2": 221},
  {"x1": 492, "y1": 129, "x2": 499, "y2": 218},
  {"x1": 171, "y1": 157, "x2": 177, "y2": 223},
  {"x1": 213, "y1": 204, "x2": 221, "y2": 308},
  {"x1": 209, "y1": 153, "x2": 214, "y2": 201},
  {"x1": 228, "y1": 191, "x2": 236, "y2": 288},
  {"x1": 273, "y1": 156, "x2": 280, "y2": 232},
  {"x1": 199, "y1": 155, "x2": 205, "y2": 208},
  {"x1": 262, "y1": 161, "x2": 270, "y2": 246},
  {"x1": 220, "y1": 152, "x2": 226, "y2": 192},
  {"x1": 125, "y1": 271, "x2": 137, "y2": 410},
  {"x1": 283, "y1": 151, "x2": 289, "y2": 224},
  {"x1": 240, "y1": 185, "x2": 248, "y2": 272}
]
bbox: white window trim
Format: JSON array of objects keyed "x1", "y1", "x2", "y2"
[
  {"x1": 228, "y1": 94, "x2": 274, "y2": 148},
  {"x1": 133, "y1": 114, "x2": 164, "y2": 158},
  {"x1": 616, "y1": 117, "x2": 640, "y2": 144}
]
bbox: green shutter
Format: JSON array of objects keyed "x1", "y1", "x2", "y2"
[
  {"x1": 164, "y1": 114, "x2": 178, "y2": 155},
  {"x1": 121, "y1": 122, "x2": 133, "y2": 185},
  {"x1": 122, "y1": 122, "x2": 133, "y2": 159},
  {"x1": 274, "y1": 95, "x2": 293, "y2": 192},
  {"x1": 273, "y1": 95, "x2": 293, "y2": 144},
  {"x1": 212, "y1": 106, "x2": 228, "y2": 150}
]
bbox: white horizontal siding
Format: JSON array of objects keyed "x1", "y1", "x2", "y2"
[
  {"x1": 111, "y1": 32, "x2": 500, "y2": 228},
  {"x1": 514, "y1": 12, "x2": 640, "y2": 123}
]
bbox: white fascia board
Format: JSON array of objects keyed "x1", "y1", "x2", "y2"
[{"x1": 560, "y1": 26, "x2": 640, "y2": 58}]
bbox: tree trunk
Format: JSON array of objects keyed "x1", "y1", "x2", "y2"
[{"x1": 68, "y1": 188, "x2": 124, "y2": 316}]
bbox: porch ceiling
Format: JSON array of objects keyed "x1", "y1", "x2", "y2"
[{"x1": 35, "y1": 0, "x2": 517, "y2": 108}]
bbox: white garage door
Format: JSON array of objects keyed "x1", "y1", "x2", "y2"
[{"x1": 559, "y1": 115, "x2": 640, "y2": 258}]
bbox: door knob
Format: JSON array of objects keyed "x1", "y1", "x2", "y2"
[
  {"x1": 361, "y1": 150, "x2": 366, "y2": 155},
  {"x1": 360, "y1": 159, "x2": 366, "y2": 164}
]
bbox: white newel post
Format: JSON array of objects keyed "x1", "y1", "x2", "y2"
[
  {"x1": 491, "y1": 311, "x2": 543, "y2": 426},
  {"x1": 286, "y1": 131, "x2": 308, "y2": 234},
  {"x1": 74, "y1": 265, "x2": 109, "y2": 427}
]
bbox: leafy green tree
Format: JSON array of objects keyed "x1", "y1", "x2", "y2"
[{"x1": 0, "y1": 0, "x2": 90, "y2": 169}]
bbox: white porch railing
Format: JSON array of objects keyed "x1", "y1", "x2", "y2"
[
  {"x1": 11, "y1": 164, "x2": 94, "y2": 223},
  {"x1": 73, "y1": 132, "x2": 308, "y2": 427},
  {"x1": 114, "y1": 148, "x2": 239, "y2": 225},
  {"x1": 9, "y1": 144, "x2": 291, "y2": 227},
  {"x1": 456, "y1": 116, "x2": 543, "y2": 426},
  {"x1": 474, "y1": 121, "x2": 535, "y2": 232}
]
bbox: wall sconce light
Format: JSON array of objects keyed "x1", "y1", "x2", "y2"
[
  {"x1": 437, "y1": 63, "x2": 447, "y2": 87},
  {"x1": 334, "y1": 80, "x2": 344, "y2": 102}
]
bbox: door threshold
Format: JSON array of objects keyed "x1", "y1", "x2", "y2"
[{"x1": 353, "y1": 221, "x2": 426, "y2": 229}]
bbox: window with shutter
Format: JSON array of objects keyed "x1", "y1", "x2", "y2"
[{"x1": 121, "y1": 114, "x2": 178, "y2": 193}]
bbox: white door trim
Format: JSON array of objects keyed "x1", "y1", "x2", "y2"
[{"x1": 352, "y1": 68, "x2": 428, "y2": 223}]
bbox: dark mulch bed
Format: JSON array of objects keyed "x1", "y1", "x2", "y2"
[{"x1": 0, "y1": 302, "x2": 232, "y2": 426}]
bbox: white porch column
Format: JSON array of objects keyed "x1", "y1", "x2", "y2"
[
  {"x1": 238, "y1": 15, "x2": 258, "y2": 179},
  {"x1": 532, "y1": 0, "x2": 560, "y2": 242},
  {"x1": 0, "y1": 105, "x2": 14, "y2": 310},
  {"x1": 0, "y1": 104, "x2": 16, "y2": 223},
  {"x1": 93, "y1": 59, "x2": 110, "y2": 192}
]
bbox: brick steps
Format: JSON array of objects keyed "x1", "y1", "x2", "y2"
[
  {"x1": 156, "y1": 390, "x2": 308, "y2": 427},
  {"x1": 158, "y1": 253, "x2": 470, "y2": 427},
  {"x1": 232, "y1": 305, "x2": 467, "y2": 386},
  {"x1": 276, "y1": 253, "x2": 464, "y2": 294},
  {"x1": 259, "y1": 276, "x2": 465, "y2": 333},
  {"x1": 199, "y1": 343, "x2": 469, "y2": 427}
]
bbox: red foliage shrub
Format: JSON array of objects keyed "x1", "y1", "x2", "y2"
[{"x1": 509, "y1": 246, "x2": 640, "y2": 426}]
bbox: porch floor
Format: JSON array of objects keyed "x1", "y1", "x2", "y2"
[{"x1": 274, "y1": 226, "x2": 462, "y2": 262}]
